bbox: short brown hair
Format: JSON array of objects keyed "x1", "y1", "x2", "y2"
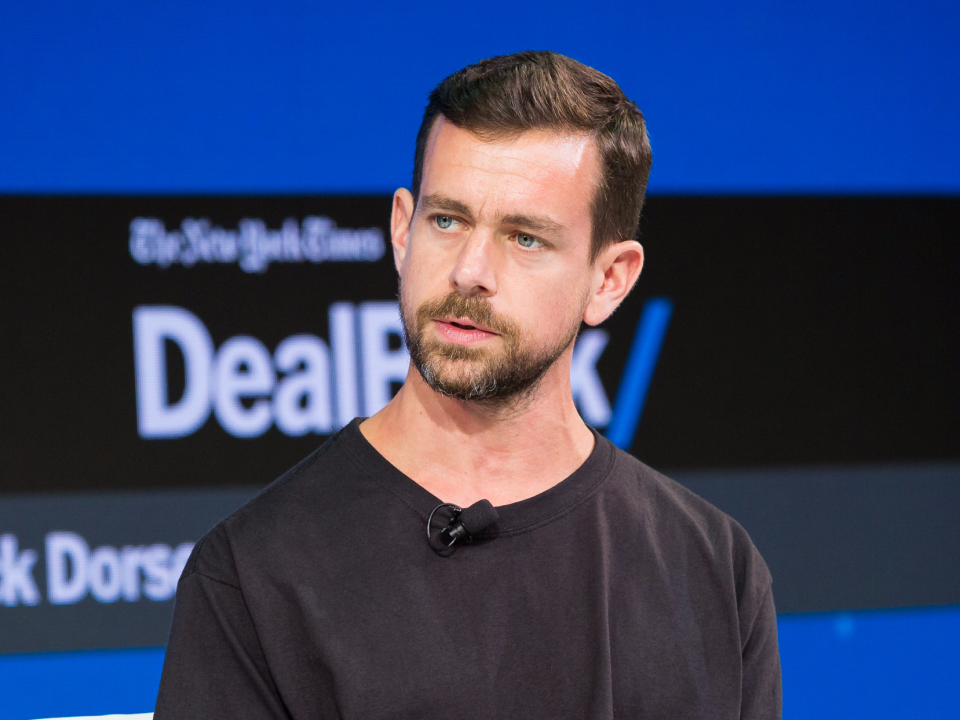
[{"x1": 412, "y1": 51, "x2": 652, "y2": 261}]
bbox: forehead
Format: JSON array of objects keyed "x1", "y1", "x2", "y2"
[{"x1": 420, "y1": 118, "x2": 599, "y2": 228}]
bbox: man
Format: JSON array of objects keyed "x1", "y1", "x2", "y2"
[{"x1": 155, "y1": 51, "x2": 782, "y2": 718}]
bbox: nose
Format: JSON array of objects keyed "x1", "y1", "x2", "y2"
[{"x1": 449, "y1": 229, "x2": 498, "y2": 297}]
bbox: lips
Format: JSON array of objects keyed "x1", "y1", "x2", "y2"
[
  {"x1": 434, "y1": 317, "x2": 499, "y2": 345},
  {"x1": 438, "y1": 316, "x2": 498, "y2": 335}
]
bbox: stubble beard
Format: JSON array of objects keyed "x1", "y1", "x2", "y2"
[{"x1": 400, "y1": 284, "x2": 582, "y2": 410}]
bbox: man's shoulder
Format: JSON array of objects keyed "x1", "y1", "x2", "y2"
[
  {"x1": 180, "y1": 425, "x2": 371, "y2": 587},
  {"x1": 609, "y1": 446, "x2": 729, "y2": 526},
  {"x1": 608, "y1": 445, "x2": 769, "y2": 583}
]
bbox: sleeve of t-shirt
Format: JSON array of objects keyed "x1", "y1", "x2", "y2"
[
  {"x1": 153, "y1": 527, "x2": 290, "y2": 720},
  {"x1": 738, "y1": 546, "x2": 783, "y2": 720}
]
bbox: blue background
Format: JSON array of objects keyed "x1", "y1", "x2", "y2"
[
  {"x1": 2, "y1": 1, "x2": 958, "y2": 717},
  {"x1": 2, "y1": 607, "x2": 959, "y2": 719},
  {"x1": 1, "y1": 0, "x2": 958, "y2": 194}
]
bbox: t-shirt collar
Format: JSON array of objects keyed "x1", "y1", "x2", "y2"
[{"x1": 339, "y1": 417, "x2": 617, "y2": 536}]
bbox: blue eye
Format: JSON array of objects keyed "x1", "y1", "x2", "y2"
[
  {"x1": 517, "y1": 233, "x2": 541, "y2": 248},
  {"x1": 436, "y1": 216, "x2": 453, "y2": 230}
]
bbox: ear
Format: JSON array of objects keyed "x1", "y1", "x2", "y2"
[
  {"x1": 390, "y1": 188, "x2": 415, "y2": 274},
  {"x1": 582, "y1": 240, "x2": 644, "y2": 326}
]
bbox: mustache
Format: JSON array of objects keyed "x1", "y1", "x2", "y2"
[{"x1": 415, "y1": 292, "x2": 519, "y2": 338}]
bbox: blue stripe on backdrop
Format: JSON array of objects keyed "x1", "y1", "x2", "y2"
[
  {"x1": 778, "y1": 605, "x2": 960, "y2": 719},
  {"x1": 606, "y1": 297, "x2": 673, "y2": 450},
  {"x1": 0, "y1": 646, "x2": 165, "y2": 720},
  {"x1": 1, "y1": 606, "x2": 958, "y2": 720},
  {"x1": 0, "y1": 1, "x2": 958, "y2": 194}
]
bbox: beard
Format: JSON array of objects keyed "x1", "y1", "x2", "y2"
[{"x1": 400, "y1": 284, "x2": 582, "y2": 407}]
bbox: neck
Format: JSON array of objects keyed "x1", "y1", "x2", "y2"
[{"x1": 360, "y1": 349, "x2": 596, "y2": 507}]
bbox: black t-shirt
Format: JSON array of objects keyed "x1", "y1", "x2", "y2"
[{"x1": 155, "y1": 420, "x2": 781, "y2": 719}]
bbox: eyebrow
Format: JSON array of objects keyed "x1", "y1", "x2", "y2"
[
  {"x1": 499, "y1": 212, "x2": 564, "y2": 235},
  {"x1": 421, "y1": 193, "x2": 566, "y2": 237},
  {"x1": 420, "y1": 194, "x2": 471, "y2": 217}
]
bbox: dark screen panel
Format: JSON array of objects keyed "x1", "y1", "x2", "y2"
[{"x1": 1, "y1": 196, "x2": 957, "y2": 496}]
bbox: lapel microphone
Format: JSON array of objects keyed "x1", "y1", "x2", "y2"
[{"x1": 427, "y1": 499, "x2": 499, "y2": 552}]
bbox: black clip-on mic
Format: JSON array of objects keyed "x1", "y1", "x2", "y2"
[{"x1": 427, "y1": 499, "x2": 498, "y2": 552}]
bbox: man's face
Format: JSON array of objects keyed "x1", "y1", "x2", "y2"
[{"x1": 396, "y1": 118, "x2": 601, "y2": 405}]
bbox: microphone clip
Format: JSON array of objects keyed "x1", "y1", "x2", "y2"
[
  {"x1": 426, "y1": 500, "x2": 498, "y2": 554},
  {"x1": 427, "y1": 503, "x2": 466, "y2": 550}
]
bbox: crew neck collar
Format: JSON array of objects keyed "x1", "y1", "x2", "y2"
[{"x1": 338, "y1": 417, "x2": 617, "y2": 536}]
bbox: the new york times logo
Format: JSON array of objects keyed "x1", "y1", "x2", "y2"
[{"x1": 129, "y1": 216, "x2": 386, "y2": 273}]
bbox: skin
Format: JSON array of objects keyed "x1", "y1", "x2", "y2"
[{"x1": 361, "y1": 117, "x2": 644, "y2": 507}]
